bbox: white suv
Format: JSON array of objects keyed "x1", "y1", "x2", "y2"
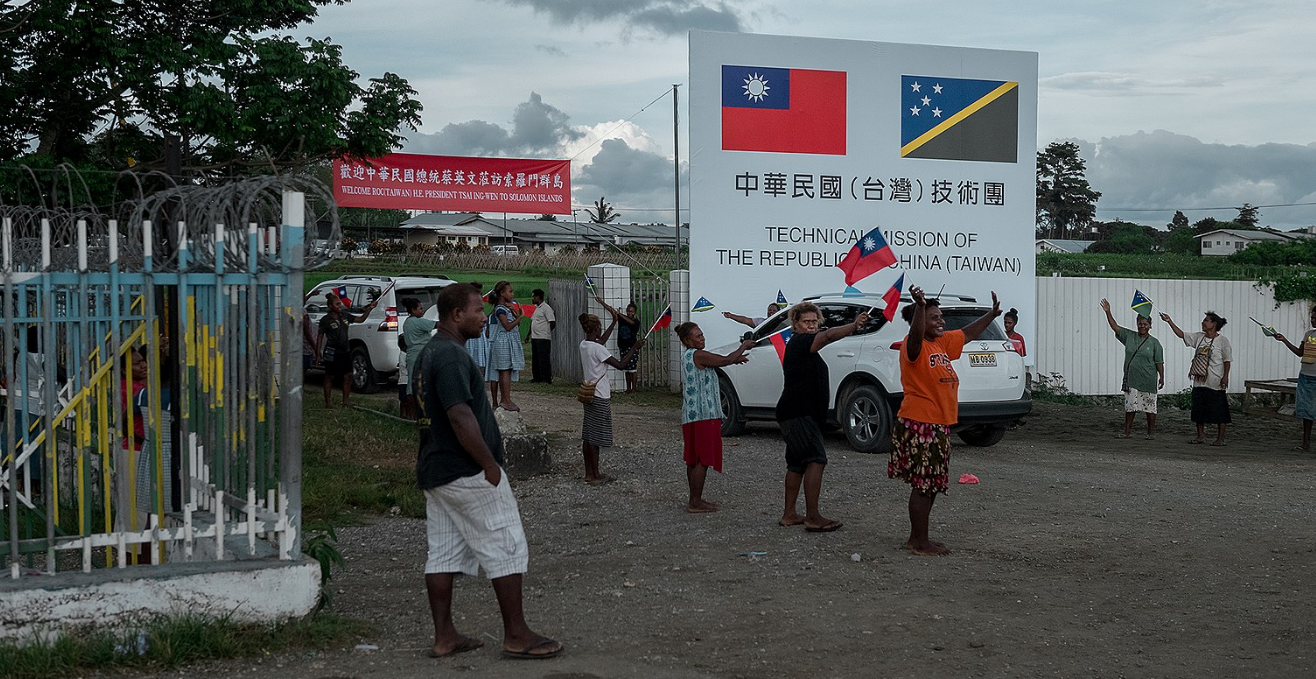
[
  {"x1": 306, "y1": 275, "x2": 454, "y2": 392},
  {"x1": 712, "y1": 291, "x2": 1031, "y2": 452}
]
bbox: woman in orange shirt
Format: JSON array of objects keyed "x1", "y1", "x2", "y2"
[{"x1": 890, "y1": 285, "x2": 1002, "y2": 556}]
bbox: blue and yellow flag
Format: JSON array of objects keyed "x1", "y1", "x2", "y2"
[
  {"x1": 584, "y1": 275, "x2": 597, "y2": 295},
  {"x1": 691, "y1": 296, "x2": 715, "y2": 312},
  {"x1": 1131, "y1": 290, "x2": 1153, "y2": 318},
  {"x1": 776, "y1": 290, "x2": 788, "y2": 305},
  {"x1": 900, "y1": 75, "x2": 1019, "y2": 163}
]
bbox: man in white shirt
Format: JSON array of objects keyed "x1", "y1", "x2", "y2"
[{"x1": 529, "y1": 289, "x2": 556, "y2": 383}]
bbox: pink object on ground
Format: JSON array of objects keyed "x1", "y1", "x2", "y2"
[{"x1": 958, "y1": 473, "x2": 980, "y2": 485}]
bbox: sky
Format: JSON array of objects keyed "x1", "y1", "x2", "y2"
[{"x1": 299, "y1": 0, "x2": 1316, "y2": 229}]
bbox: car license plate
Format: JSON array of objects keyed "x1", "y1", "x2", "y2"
[{"x1": 968, "y1": 353, "x2": 996, "y2": 367}]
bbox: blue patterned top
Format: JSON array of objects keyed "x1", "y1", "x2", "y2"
[{"x1": 682, "y1": 347, "x2": 722, "y2": 424}]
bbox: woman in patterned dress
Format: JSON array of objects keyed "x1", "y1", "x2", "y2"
[
  {"x1": 675, "y1": 322, "x2": 754, "y2": 513},
  {"x1": 890, "y1": 285, "x2": 1003, "y2": 556},
  {"x1": 463, "y1": 282, "x2": 491, "y2": 377},
  {"x1": 484, "y1": 280, "x2": 525, "y2": 412}
]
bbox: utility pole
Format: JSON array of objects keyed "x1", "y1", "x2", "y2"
[{"x1": 672, "y1": 84, "x2": 681, "y2": 270}]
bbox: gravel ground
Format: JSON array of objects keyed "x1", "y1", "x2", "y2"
[{"x1": 147, "y1": 391, "x2": 1316, "y2": 679}]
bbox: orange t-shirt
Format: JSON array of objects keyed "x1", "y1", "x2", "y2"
[{"x1": 897, "y1": 329, "x2": 966, "y2": 425}]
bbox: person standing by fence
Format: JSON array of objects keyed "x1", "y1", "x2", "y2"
[
  {"x1": 1100, "y1": 299, "x2": 1164, "y2": 439},
  {"x1": 529, "y1": 289, "x2": 556, "y2": 384},
  {"x1": 577, "y1": 301, "x2": 645, "y2": 485},
  {"x1": 485, "y1": 281, "x2": 525, "y2": 412},
  {"x1": 1270, "y1": 305, "x2": 1316, "y2": 451},
  {"x1": 1161, "y1": 311, "x2": 1232, "y2": 446},
  {"x1": 413, "y1": 283, "x2": 563, "y2": 661},
  {"x1": 675, "y1": 322, "x2": 754, "y2": 513},
  {"x1": 616, "y1": 302, "x2": 641, "y2": 393}
]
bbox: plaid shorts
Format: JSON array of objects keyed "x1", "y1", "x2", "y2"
[{"x1": 424, "y1": 472, "x2": 528, "y2": 579}]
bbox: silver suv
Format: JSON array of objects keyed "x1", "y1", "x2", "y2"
[
  {"x1": 712, "y1": 291, "x2": 1031, "y2": 452},
  {"x1": 306, "y1": 275, "x2": 453, "y2": 392}
]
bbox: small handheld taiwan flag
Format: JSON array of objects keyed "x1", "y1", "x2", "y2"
[
  {"x1": 768, "y1": 328, "x2": 793, "y2": 364},
  {"x1": 836, "y1": 226, "x2": 897, "y2": 286},
  {"x1": 881, "y1": 274, "x2": 906, "y2": 322},
  {"x1": 646, "y1": 305, "x2": 672, "y2": 338},
  {"x1": 691, "y1": 296, "x2": 716, "y2": 312},
  {"x1": 333, "y1": 285, "x2": 352, "y2": 306}
]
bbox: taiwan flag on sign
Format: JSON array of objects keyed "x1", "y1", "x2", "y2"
[
  {"x1": 722, "y1": 65, "x2": 847, "y2": 155},
  {"x1": 836, "y1": 226, "x2": 897, "y2": 286},
  {"x1": 768, "y1": 328, "x2": 793, "y2": 364},
  {"x1": 900, "y1": 75, "x2": 1018, "y2": 163}
]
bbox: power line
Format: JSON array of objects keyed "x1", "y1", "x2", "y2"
[{"x1": 567, "y1": 86, "x2": 677, "y2": 162}]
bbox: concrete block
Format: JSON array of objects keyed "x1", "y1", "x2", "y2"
[{"x1": 495, "y1": 409, "x2": 551, "y2": 478}]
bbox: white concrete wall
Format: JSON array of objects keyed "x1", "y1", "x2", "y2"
[
  {"x1": 1035, "y1": 277, "x2": 1308, "y2": 395},
  {"x1": 0, "y1": 561, "x2": 320, "y2": 643}
]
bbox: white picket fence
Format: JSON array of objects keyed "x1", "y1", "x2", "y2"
[{"x1": 1035, "y1": 277, "x2": 1309, "y2": 395}]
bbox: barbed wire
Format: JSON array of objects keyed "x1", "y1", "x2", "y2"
[{"x1": 0, "y1": 164, "x2": 338, "y2": 272}]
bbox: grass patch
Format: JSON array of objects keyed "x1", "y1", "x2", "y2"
[
  {"x1": 0, "y1": 612, "x2": 369, "y2": 679},
  {"x1": 302, "y1": 391, "x2": 425, "y2": 527}
]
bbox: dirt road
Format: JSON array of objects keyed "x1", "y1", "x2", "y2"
[{"x1": 156, "y1": 393, "x2": 1316, "y2": 679}]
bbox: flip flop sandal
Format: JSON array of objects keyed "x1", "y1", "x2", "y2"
[
  {"x1": 503, "y1": 638, "x2": 563, "y2": 660},
  {"x1": 805, "y1": 521, "x2": 844, "y2": 533},
  {"x1": 429, "y1": 636, "x2": 483, "y2": 658},
  {"x1": 1187, "y1": 439, "x2": 1205, "y2": 444}
]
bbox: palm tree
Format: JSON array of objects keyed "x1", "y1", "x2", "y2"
[{"x1": 586, "y1": 196, "x2": 620, "y2": 224}]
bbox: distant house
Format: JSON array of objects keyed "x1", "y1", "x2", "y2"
[
  {"x1": 1195, "y1": 229, "x2": 1307, "y2": 257},
  {"x1": 398, "y1": 213, "x2": 687, "y2": 253},
  {"x1": 399, "y1": 213, "x2": 500, "y2": 248},
  {"x1": 1035, "y1": 239, "x2": 1096, "y2": 254}
]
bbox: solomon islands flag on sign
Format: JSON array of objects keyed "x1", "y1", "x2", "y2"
[
  {"x1": 900, "y1": 75, "x2": 1018, "y2": 163},
  {"x1": 722, "y1": 65, "x2": 847, "y2": 155}
]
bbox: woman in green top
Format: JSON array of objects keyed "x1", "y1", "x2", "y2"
[
  {"x1": 402, "y1": 296, "x2": 437, "y2": 393},
  {"x1": 1101, "y1": 298, "x2": 1165, "y2": 439}
]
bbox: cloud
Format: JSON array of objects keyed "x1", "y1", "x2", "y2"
[
  {"x1": 572, "y1": 138, "x2": 687, "y2": 218},
  {"x1": 534, "y1": 44, "x2": 567, "y2": 57},
  {"x1": 492, "y1": 0, "x2": 744, "y2": 35},
  {"x1": 403, "y1": 92, "x2": 583, "y2": 156},
  {"x1": 1041, "y1": 71, "x2": 1223, "y2": 95},
  {"x1": 1079, "y1": 130, "x2": 1316, "y2": 228}
]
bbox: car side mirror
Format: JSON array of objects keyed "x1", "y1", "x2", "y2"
[{"x1": 740, "y1": 331, "x2": 753, "y2": 343}]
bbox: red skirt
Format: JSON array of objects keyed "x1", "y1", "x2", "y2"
[{"x1": 682, "y1": 419, "x2": 723, "y2": 472}]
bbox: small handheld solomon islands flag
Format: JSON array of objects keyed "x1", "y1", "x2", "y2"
[
  {"x1": 691, "y1": 296, "x2": 716, "y2": 312},
  {"x1": 776, "y1": 290, "x2": 788, "y2": 305},
  {"x1": 1130, "y1": 290, "x2": 1153, "y2": 318},
  {"x1": 583, "y1": 275, "x2": 598, "y2": 295},
  {"x1": 900, "y1": 75, "x2": 1018, "y2": 163}
]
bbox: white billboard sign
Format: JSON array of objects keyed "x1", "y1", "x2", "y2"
[{"x1": 689, "y1": 31, "x2": 1038, "y2": 350}]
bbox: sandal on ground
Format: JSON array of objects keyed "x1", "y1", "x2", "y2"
[
  {"x1": 429, "y1": 636, "x2": 483, "y2": 658},
  {"x1": 1210, "y1": 441, "x2": 1226, "y2": 447},
  {"x1": 804, "y1": 520, "x2": 843, "y2": 533},
  {"x1": 503, "y1": 637, "x2": 563, "y2": 660},
  {"x1": 1187, "y1": 439, "x2": 1205, "y2": 445},
  {"x1": 1114, "y1": 433, "x2": 1132, "y2": 439}
]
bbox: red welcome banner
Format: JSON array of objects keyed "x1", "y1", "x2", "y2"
[{"x1": 333, "y1": 153, "x2": 571, "y2": 214}]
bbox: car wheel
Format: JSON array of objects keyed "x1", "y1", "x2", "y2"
[
  {"x1": 957, "y1": 424, "x2": 1007, "y2": 447},
  {"x1": 841, "y1": 384, "x2": 892, "y2": 454},
  {"x1": 719, "y1": 374, "x2": 746, "y2": 436},
  {"x1": 351, "y1": 346, "x2": 380, "y2": 394}
]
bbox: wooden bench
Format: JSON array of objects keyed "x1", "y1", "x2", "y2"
[{"x1": 1242, "y1": 378, "x2": 1299, "y2": 419}]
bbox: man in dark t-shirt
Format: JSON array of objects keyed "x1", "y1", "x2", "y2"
[
  {"x1": 412, "y1": 283, "x2": 562, "y2": 660},
  {"x1": 316, "y1": 292, "x2": 375, "y2": 408},
  {"x1": 775, "y1": 302, "x2": 870, "y2": 533}
]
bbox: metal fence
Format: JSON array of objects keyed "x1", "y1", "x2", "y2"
[
  {"x1": 368, "y1": 249, "x2": 677, "y2": 277},
  {"x1": 1, "y1": 172, "x2": 320, "y2": 577},
  {"x1": 546, "y1": 273, "x2": 671, "y2": 388}
]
